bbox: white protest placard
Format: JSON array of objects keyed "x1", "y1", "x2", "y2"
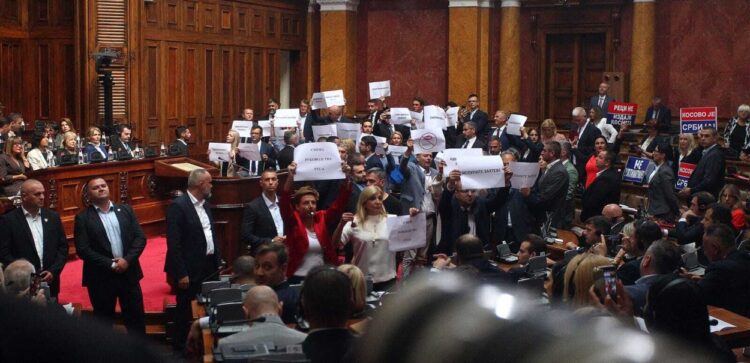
[
  {"x1": 337, "y1": 122, "x2": 360, "y2": 140},
  {"x1": 231, "y1": 120, "x2": 254, "y2": 137},
  {"x1": 390, "y1": 108, "x2": 412, "y2": 125},
  {"x1": 388, "y1": 145, "x2": 408, "y2": 159},
  {"x1": 208, "y1": 143, "x2": 232, "y2": 162},
  {"x1": 410, "y1": 111, "x2": 423, "y2": 122},
  {"x1": 509, "y1": 161, "x2": 540, "y2": 189},
  {"x1": 257, "y1": 121, "x2": 272, "y2": 137},
  {"x1": 273, "y1": 108, "x2": 300, "y2": 128},
  {"x1": 507, "y1": 114, "x2": 528, "y2": 136},
  {"x1": 312, "y1": 124, "x2": 337, "y2": 141},
  {"x1": 293, "y1": 142, "x2": 345, "y2": 181},
  {"x1": 237, "y1": 142, "x2": 261, "y2": 161},
  {"x1": 387, "y1": 213, "x2": 427, "y2": 252},
  {"x1": 459, "y1": 155, "x2": 505, "y2": 190},
  {"x1": 368, "y1": 80, "x2": 391, "y2": 99},
  {"x1": 440, "y1": 148, "x2": 484, "y2": 175},
  {"x1": 446, "y1": 107, "x2": 459, "y2": 128},
  {"x1": 311, "y1": 90, "x2": 346, "y2": 110},
  {"x1": 424, "y1": 105, "x2": 448, "y2": 131},
  {"x1": 411, "y1": 129, "x2": 445, "y2": 154}
]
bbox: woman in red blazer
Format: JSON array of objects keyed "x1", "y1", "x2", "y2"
[{"x1": 280, "y1": 161, "x2": 352, "y2": 283}]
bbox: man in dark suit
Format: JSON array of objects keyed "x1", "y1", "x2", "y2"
[
  {"x1": 360, "y1": 135, "x2": 384, "y2": 171},
  {"x1": 437, "y1": 168, "x2": 511, "y2": 254},
  {"x1": 454, "y1": 121, "x2": 487, "y2": 150},
  {"x1": 366, "y1": 98, "x2": 384, "y2": 126},
  {"x1": 0, "y1": 179, "x2": 67, "y2": 298},
  {"x1": 74, "y1": 177, "x2": 146, "y2": 334},
  {"x1": 277, "y1": 130, "x2": 297, "y2": 170},
  {"x1": 299, "y1": 100, "x2": 321, "y2": 143},
  {"x1": 109, "y1": 124, "x2": 133, "y2": 158},
  {"x1": 580, "y1": 150, "x2": 621, "y2": 221},
  {"x1": 644, "y1": 96, "x2": 672, "y2": 133},
  {"x1": 259, "y1": 98, "x2": 279, "y2": 121},
  {"x1": 647, "y1": 142, "x2": 680, "y2": 221},
  {"x1": 172, "y1": 125, "x2": 191, "y2": 156},
  {"x1": 492, "y1": 152, "x2": 537, "y2": 251},
  {"x1": 571, "y1": 106, "x2": 602, "y2": 169},
  {"x1": 691, "y1": 224, "x2": 750, "y2": 317},
  {"x1": 459, "y1": 93, "x2": 490, "y2": 138},
  {"x1": 589, "y1": 82, "x2": 615, "y2": 114},
  {"x1": 488, "y1": 110, "x2": 512, "y2": 151},
  {"x1": 248, "y1": 125, "x2": 277, "y2": 176},
  {"x1": 165, "y1": 168, "x2": 223, "y2": 351},
  {"x1": 680, "y1": 127, "x2": 725, "y2": 199},
  {"x1": 373, "y1": 108, "x2": 411, "y2": 141},
  {"x1": 241, "y1": 170, "x2": 286, "y2": 255},
  {"x1": 520, "y1": 141, "x2": 570, "y2": 229}
]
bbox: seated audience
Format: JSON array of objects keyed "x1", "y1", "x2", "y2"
[
  {"x1": 618, "y1": 120, "x2": 666, "y2": 160},
  {"x1": 109, "y1": 124, "x2": 134, "y2": 158},
  {"x1": 613, "y1": 220, "x2": 662, "y2": 285},
  {"x1": 568, "y1": 215, "x2": 611, "y2": 251},
  {"x1": 580, "y1": 150, "x2": 621, "y2": 222},
  {"x1": 337, "y1": 264, "x2": 368, "y2": 317},
  {"x1": 539, "y1": 118, "x2": 568, "y2": 144},
  {"x1": 433, "y1": 234, "x2": 513, "y2": 286},
  {"x1": 54, "y1": 118, "x2": 75, "y2": 149},
  {"x1": 0, "y1": 136, "x2": 28, "y2": 196},
  {"x1": 507, "y1": 234, "x2": 548, "y2": 281},
  {"x1": 254, "y1": 243, "x2": 300, "y2": 325},
  {"x1": 3, "y1": 259, "x2": 48, "y2": 306},
  {"x1": 301, "y1": 266, "x2": 356, "y2": 363},
  {"x1": 669, "y1": 192, "x2": 716, "y2": 246},
  {"x1": 59, "y1": 131, "x2": 78, "y2": 159},
  {"x1": 83, "y1": 126, "x2": 107, "y2": 162},
  {"x1": 27, "y1": 132, "x2": 55, "y2": 170},
  {"x1": 718, "y1": 184, "x2": 747, "y2": 230},
  {"x1": 281, "y1": 162, "x2": 351, "y2": 282},
  {"x1": 624, "y1": 239, "x2": 682, "y2": 316},
  {"x1": 230, "y1": 255, "x2": 256, "y2": 288},
  {"x1": 562, "y1": 252, "x2": 612, "y2": 307}
]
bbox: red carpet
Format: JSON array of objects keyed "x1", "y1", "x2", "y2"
[{"x1": 58, "y1": 237, "x2": 175, "y2": 312}]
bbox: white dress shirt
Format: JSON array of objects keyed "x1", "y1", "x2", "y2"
[
  {"x1": 188, "y1": 191, "x2": 215, "y2": 255},
  {"x1": 23, "y1": 207, "x2": 45, "y2": 269},
  {"x1": 262, "y1": 193, "x2": 284, "y2": 236}
]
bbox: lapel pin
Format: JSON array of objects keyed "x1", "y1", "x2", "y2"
[
  {"x1": 44, "y1": 218, "x2": 48, "y2": 223},
  {"x1": 117, "y1": 208, "x2": 121, "y2": 212}
]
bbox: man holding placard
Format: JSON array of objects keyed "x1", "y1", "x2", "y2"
[
  {"x1": 374, "y1": 109, "x2": 411, "y2": 141},
  {"x1": 247, "y1": 126, "x2": 277, "y2": 176},
  {"x1": 680, "y1": 127, "x2": 725, "y2": 199},
  {"x1": 520, "y1": 141, "x2": 569, "y2": 230}
]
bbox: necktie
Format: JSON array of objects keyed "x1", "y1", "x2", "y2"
[
  {"x1": 598, "y1": 96, "x2": 604, "y2": 108},
  {"x1": 463, "y1": 140, "x2": 470, "y2": 149},
  {"x1": 653, "y1": 110, "x2": 659, "y2": 120},
  {"x1": 251, "y1": 160, "x2": 257, "y2": 175}
]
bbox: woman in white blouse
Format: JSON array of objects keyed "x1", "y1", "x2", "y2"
[
  {"x1": 335, "y1": 185, "x2": 417, "y2": 291},
  {"x1": 27, "y1": 132, "x2": 55, "y2": 170},
  {"x1": 592, "y1": 105, "x2": 618, "y2": 143}
]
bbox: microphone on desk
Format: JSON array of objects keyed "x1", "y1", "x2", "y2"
[{"x1": 202, "y1": 260, "x2": 228, "y2": 283}]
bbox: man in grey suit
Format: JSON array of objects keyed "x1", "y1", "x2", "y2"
[
  {"x1": 217, "y1": 285, "x2": 306, "y2": 349},
  {"x1": 399, "y1": 139, "x2": 443, "y2": 276},
  {"x1": 647, "y1": 142, "x2": 680, "y2": 222},
  {"x1": 589, "y1": 82, "x2": 615, "y2": 114},
  {"x1": 520, "y1": 141, "x2": 569, "y2": 232}
]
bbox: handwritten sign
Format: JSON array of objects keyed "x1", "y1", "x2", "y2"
[
  {"x1": 607, "y1": 102, "x2": 639, "y2": 126},
  {"x1": 273, "y1": 108, "x2": 300, "y2": 128},
  {"x1": 623, "y1": 156, "x2": 652, "y2": 183},
  {"x1": 459, "y1": 155, "x2": 505, "y2": 190},
  {"x1": 411, "y1": 129, "x2": 445, "y2": 154},
  {"x1": 386, "y1": 213, "x2": 427, "y2": 252},
  {"x1": 311, "y1": 89, "x2": 346, "y2": 110},
  {"x1": 509, "y1": 161, "x2": 540, "y2": 189},
  {"x1": 293, "y1": 142, "x2": 345, "y2": 181},
  {"x1": 675, "y1": 162, "x2": 696, "y2": 190},
  {"x1": 389, "y1": 108, "x2": 412, "y2": 125},
  {"x1": 680, "y1": 107, "x2": 717, "y2": 134},
  {"x1": 368, "y1": 80, "x2": 391, "y2": 99},
  {"x1": 208, "y1": 143, "x2": 231, "y2": 162},
  {"x1": 507, "y1": 114, "x2": 528, "y2": 136},
  {"x1": 312, "y1": 124, "x2": 337, "y2": 141}
]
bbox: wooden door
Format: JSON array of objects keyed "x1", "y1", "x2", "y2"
[{"x1": 545, "y1": 33, "x2": 607, "y2": 128}]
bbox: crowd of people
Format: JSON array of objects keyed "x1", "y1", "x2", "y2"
[{"x1": 1, "y1": 85, "x2": 750, "y2": 362}]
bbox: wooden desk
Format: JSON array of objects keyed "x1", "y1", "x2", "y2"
[
  {"x1": 546, "y1": 230, "x2": 578, "y2": 260},
  {"x1": 709, "y1": 306, "x2": 750, "y2": 348}
]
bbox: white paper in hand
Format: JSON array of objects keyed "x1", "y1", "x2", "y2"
[
  {"x1": 507, "y1": 114, "x2": 528, "y2": 136},
  {"x1": 273, "y1": 108, "x2": 300, "y2": 128},
  {"x1": 411, "y1": 129, "x2": 446, "y2": 154},
  {"x1": 208, "y1": 143, "x2": 232, "y2": 162},
  {"x1": 509, "y1": 161, "x2": 540, "y2": 189},
  {"x1": 459, "y1": 155, "x2": 505, "y2": 189},
  {"x1": 293, "y1": 143, "x2": 345, "y2": 181},
  {"x1": 390, "y1": 108, "x2": 412, "y2": 125},
  {"x1": 368, "y1": 80, "x2": 391, "y2": 99},
  {"x1": 237, "y1": 142, "x2": 261, "y2": 161},
  {"x1": 387, "y1": 213, "x2": 427, "y2": 252}
]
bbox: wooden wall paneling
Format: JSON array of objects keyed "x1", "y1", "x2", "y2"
[
  {"x1": 0, "y1": 0, "x2": 23, "y2": 29},
  {"x1": 220, "y1": 46, "x2": 233, "y2": 129},
  {"x1": 30, "y1": 0, "x2": 50, "y2": 28},
  {"x1": 166, "y1": 0, "x2": 180, "y2": 30},
  {"x1": 236, "y1": 5, "x2": 248, "y2": 36},
  {"x1": 266, "y1": 8, "x2": 276, "y2": 39},
  {"x1": 202, "y1": 2, "x2": 216, "y2": 34},
  {"x1": 251, "y1": 48, "x2": 263, "y2": 113},
  {"x1": 58, "y1": 0, "x2": 74, "y2": 26},
  {"x1": 143, "y1": 40, "x2": 160, "y2": 145},
  {"x1": 204, "y1": 46, "x2": 216, "y2": 142},
  {"x1": 236, "y1": 47, "x2": 248, "y2": 117},
  {"x1": 220, "y1": 3, "x2": 232, "y2": 34},
  {"x1": 185, "y1": 1, "x2": 197, "y2": 31},
  {"x1": 183, "y1": 43, "x2": 199, "y2": 143},
  {"x1": 251, "y1": 6, "x2": 263, "y2": 36},
  {"x1": 36, "y1": 40, "x2": 51, "y2": 119},
  {"x1": 61, "y1": 42, "x2": 76, "y2": 118},
  {"x1": 265, "y1": 49, "x2": 279, "y2": 107},
  {"x1": 0, "y1": 41, "x2": 23, "y2": 114},
  {"x1": 144, "y1": 0, "x2": 159, "y2": 28},
  {"x1": 165, "y1": 41, "x2": 183, "y2": 145}
]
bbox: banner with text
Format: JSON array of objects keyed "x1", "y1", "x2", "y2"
[
  {"x1": 389, "y1": 108, "x2": 412, "y2": 125},
  {"x1": 231, "y1": 120, "x2": 254, "y2": 137},
  {"x1": 675, "y1": 162, "x2": 697, "y2": 190},
  {"x1": 387, "y1": 213, "x2": 427, "y2": 252},
  {"x1": 368, "y1": 80, "x2": 391, "y2": 99},
  {"x1": 411, "y1": 129, "x2": 446, "y2": 154},
  {"x1": 509, "y1": 161, "x2": 540, "y2": 189},
  {"x1": 459, "y1": 155, "x2": 505, "y2": 190},
  {"x1": 607, "y1": 102, "x2": 639, "y2": 126},
  {"x1": 436, "y1": 148, "x2": 484, "y2": 176},
  {"x1": 424, "y1": 105, "x2": 448, "y2": 131},
  {"x1": 273, "y1": 108, "x2": 300, "y2": 128},
  {"x1": 337, "y1": 122, "x2": 361, "y2": 140},
  {"x1": 311, "y1": 90, "x2": 345, "y2": 110},
  {"x1": 237, "y1": 142, "x2": 261, "y2": 161},
  {"x1": 623, "y1": 156, "x2": 652, "y2": 183},
  {"x1": 680, "y1": 107, "x2": 717, "y2": 134},
  {"x1": 207, "y1": 143, "x2": 231, "y2": 162},
  {"x1": 507, "y1": 114, "x2": 528, "y2": 136},
  {"x1": 293, "y1": 142, "x2": 345, "y2": 181},
  {"x1": 312, "y1": 124, "x2": 337, "y2": 141}
]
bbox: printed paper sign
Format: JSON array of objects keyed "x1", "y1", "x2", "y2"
[
  {"x1": 231, "y1": 120, "x2": 254, "y2": 137},
  {"x1": 387, "y1": 213, "x2": 427, "y2": 252},
  {"x1": 507, "y1": 114, "x2": 528, "y2": 136},
  {"x1": 675, "y1": 162, "x2": 696, "y2": 190},
  {"x1": 424, "y1": 105, "x2": 448, "y2": 131},
  {"x1": 509, "y1": 161, "x2": 540, "y2": 189},
  {"x1": 208, "y1": 143, "x2": 232, "y2": 162},
  {"x1": 311, "y1": 89, "x2": 346, "y2": 110},
  {"x1": 237, "y1": 142, "x2": 261, "y2": 161},
  {"x1": 446, "y1": 107, "x2": 459, "y2": 128},
  {"x1": 388, "y1": 145, "x2": 408, "y2": 158},
  {"x1": 459, "y1": 155, "x2": 505, "y2": 190},
  {"x1": 389, "y1": 108, "x2": 412, "y2": 125},
  {"x1": 312, "y1": 124, "x2": 337, "y2": 141},
  {"x1": 411, "y1": 129, "x2": 446, "y2": 154},
  {"x1": 607, "y1": 102, "x2": 639, "y2": 126},
  {"x1": 257, "y1": 121, "x2": 272, "y2": 137},
  {"x1": 438, "y1": 148, "x2": 484, "y2": 176},
  {"x1": 368, "y1": 80, "x2": 391, "y2": 99},
  {"x1": 337, "y1": 122, "x2": 360, "y2": 140},
  {"x1": 680, "y1": 107, "x2": 717, "y2": 134},
  {"x1": 293, "y1": 142, "x2": 345, "y2": 181},
  {"x1": 410, "y1": 111, "x2": 423, "y2": 122},
  {"x1": 622, "y1": 156, "x2": 652, "y2": 183},
  {"x1": 273, "y1": 108, "x2": 300, "y2": 128}
]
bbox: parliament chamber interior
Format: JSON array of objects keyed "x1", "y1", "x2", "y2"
[{"x1": 1, "y1": 0, "x2": 750, "y2": 362}]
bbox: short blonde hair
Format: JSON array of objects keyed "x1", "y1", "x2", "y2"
[
  {"x1": 337, "y1": 264, "x2": 366, "y2": 313},
  {"x1": 737, "y1": 104, "x2": 750, "y2": 114},
  {"x1": 355, "y1": 186, "x2": 386, "y2": 224},
  {"x1": 540, "y1": 119, "x2": 558, "y2": 133}
]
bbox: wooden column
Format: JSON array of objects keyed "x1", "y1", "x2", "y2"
[
  {"x1": 448, "y1": 0, "x2": 492, "y2": 106},
  {"x1": 318, "y1": 0, "x2": 359, "y2": 111},
  {"x1": 499, "y1": 0, "x2": 521, "y2": 112},
  {"x1": 630, "y1": 0, "x2": 656, "y2": 122}
]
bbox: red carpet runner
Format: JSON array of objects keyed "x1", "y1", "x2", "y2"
[{"x1": 58, "y1": 237, "x2": 175, "y2": 312}]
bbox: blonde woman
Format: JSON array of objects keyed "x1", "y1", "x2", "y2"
[
  {"x1": 337, "y1": 264, "x2": 367, "y2": 316},
  {"x1": 539, "y1": 118, "x2": 568, "y2": 143},
  {"x1": 83, "y1": 126, "x2": 107, "y2": 161},
  {"x1": 336, "y1": 185, "x2": 417, "y2": 291},
  {"x1": 672, "y1": 133, "x2": 701, "y2": 177},
  {"x1": 563, "y1": 253, "x2": 612, "y2": 306}
]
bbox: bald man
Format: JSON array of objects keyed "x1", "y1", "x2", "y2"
[
  {"x1": 218, "y1": 285, "x2": 307, "y2": 348},
  {"x1": 0, "y1": 179, "x2": 68, "y2": 298}
]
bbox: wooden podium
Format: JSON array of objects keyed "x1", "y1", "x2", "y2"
[{"x1": 154, "y1": 157, "x2": 218, "y2": 178}]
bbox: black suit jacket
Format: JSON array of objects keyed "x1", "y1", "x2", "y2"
[
  {"x1": 364, "y1": 154, "x2": 384, "y2": 171},
  {"x1": 302, "y1": 111, "x2": 321, "y2": 142},
  {"x1": 647, "y1": 163, "x2": 680, "y2": 218},
  {"x1": 461, "y1": 109, "x2": 490, "y2": 137},
  {"x1": 454, "y1": 136, "x2": 487, "y2": 151},
  {"x1": 74, "y1": 203, "x2": 146, "y2": 287},
  {"x1": 303, "y1": 329, "x2": 355, "y2": 363},
  {"x1": 687, "y1": 145, "x2": 725, "y2": 198},
  {"x1": 172, "y1": 139, "x2": 189, "y2": 156},
  {"x1": 590, "y1": 95, "x2": 615, "y2": 114},
  {"x1": 492, "y1": 189, "x2": 538, "y2": 246},
  {"x1": 698, "y1": 250, "x2": 750, "y2": 317},
  {"x1": 373, "y1": 122, "x2": 410, "y2": 142},
  {"x1": 241, "y1": 196, "x2": 280, "y2": 254},
  {"x1": 164, "y1": 193, "x2": 222, "y2": 282},
  {"x1": 645, "y1": 105, "x2": 672, "y2": 133},
  {"x1": 277, "y1": 145, "x2": 294, "y2": 169},
  {"x1": 0, "y1": 208, "x2": 68, "y2": 296},
  {"x1": 581, "y1": 168, "x2": 621, "y2": 221},
  {"x1": 109, "y1": 137, "x2": 132, "y2": 155},
  {"x1": 438, "y1": 187, "x2": 509, "y2": 254},
  {"x1": 574, "y1": 122, "x2": 603, "y2": 162},
  {"x1": 525, "y1": 161, "x2": 569, "y2": 222}
]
